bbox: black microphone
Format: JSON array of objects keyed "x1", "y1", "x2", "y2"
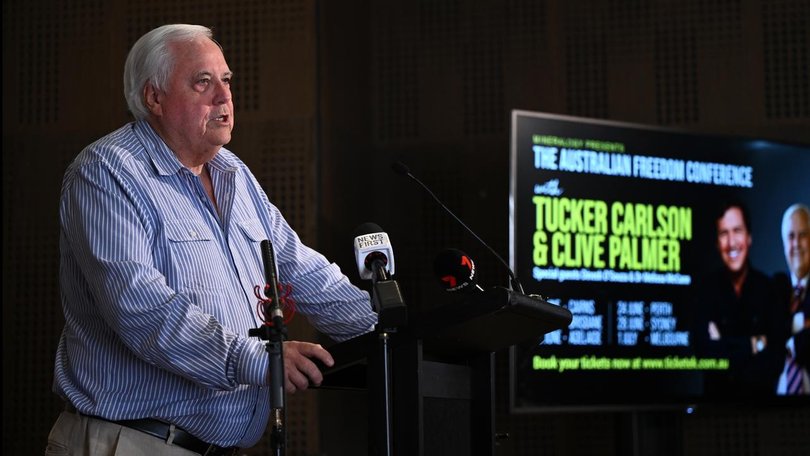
[
  {"x1": 433, "y1": 248, "x2": 484, "y2": 292},
  {"x1": 353, "y1": 222, "x2": 395, "y2": 283},
  {"x1": 259, "y1": 239, "x2": 286, "y2": 452},
  {"x1": 392, "y1": 161, "x2": 525, "y2": 293},
  {"x1": 260, "y1": 239, "x2": 284, "y2": 323}
]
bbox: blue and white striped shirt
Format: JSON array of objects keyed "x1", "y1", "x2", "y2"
[{"x1": 53, "y1": 120, "x2": 376, "y2": 448}]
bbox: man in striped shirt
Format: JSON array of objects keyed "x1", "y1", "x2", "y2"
[
  {"x1": 775, "y1": 204, "x2": 810, "y2": 395},
  {"x1": 46, "y1": 24, "x2": 377, "y2": 455}
]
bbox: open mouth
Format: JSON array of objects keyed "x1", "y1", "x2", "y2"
[{"x1": 210, "y1": 114, "x2": 229, "y2": 122}]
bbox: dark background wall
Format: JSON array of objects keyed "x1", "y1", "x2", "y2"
[{"x1": 3, "y1": 0, "x2": 809, "y2": 455}]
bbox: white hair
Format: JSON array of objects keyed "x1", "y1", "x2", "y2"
[
  {"x1": 782, "y1": 203, "x2": 810, "y2": 241},
  {"x1": 123, "y1": 24, "x2": 214, "y2": 120}
]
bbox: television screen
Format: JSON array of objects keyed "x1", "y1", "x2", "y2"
[{"x1": 509, "y1": 110, "x2": 810, "y2": 411}]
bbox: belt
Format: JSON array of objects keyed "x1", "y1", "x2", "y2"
[{"x1": 66, "y1": 403, "x2": 239, "y2": 456}]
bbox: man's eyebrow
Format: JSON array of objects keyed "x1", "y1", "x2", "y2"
[{"x1": 193, "y1": 70, "x2": 234, "y2": 78}]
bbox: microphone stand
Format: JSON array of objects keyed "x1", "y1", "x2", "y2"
[
  {"x1": 248, "y1": 297, "x2": 287, "y2": 456},
  {"x1": 369, "y1": 259, "x2": 406, "y2": 456},
  {"x1": 249, "y1": 241, "x2": 287, "y2": 456}
]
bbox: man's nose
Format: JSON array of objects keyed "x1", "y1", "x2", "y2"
[{"x1": 213, "y1": 80, "x2": 231, "y2": 105}]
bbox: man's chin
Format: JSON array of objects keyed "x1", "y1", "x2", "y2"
[
  {"x1": 791, "y1": 262, "x2": 810, "y2": 279},
  {"x1": 725, "y1": 261, "x2": 748, "y2": 277},
  {"x1": 209, "y1": 133, "x2": 232, "y2": 148}
]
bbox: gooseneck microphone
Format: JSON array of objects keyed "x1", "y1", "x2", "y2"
[
  {"x1": 392, "y1": 161, "x2": 525, "y2": 294},
  {"x1": 433, "y1": 248, "x2": 485, "y2": 292}
]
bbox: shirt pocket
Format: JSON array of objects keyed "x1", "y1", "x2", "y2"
[
  {"x1": 235, "y1": 218, "x2": 266, "y2": 243},
  {"x1": 165, "y1": 219, "x2": 214, "y2": 243},
  {"x1": 234, "y1": 218, "x2": 271, "y2": 287},
  {"x1": 164, "y1": 219, "x2": 227, "y2": 289}
]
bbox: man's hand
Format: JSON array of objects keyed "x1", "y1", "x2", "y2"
[{"x1": 282, "y1": 341, "x2": 334, "y2": 393}]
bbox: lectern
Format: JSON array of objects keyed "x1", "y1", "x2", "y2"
[{"x1": 320, "y1": 287, "x2": 572, "y2": 456}]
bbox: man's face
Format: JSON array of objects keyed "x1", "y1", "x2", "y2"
[
  {"x1": 784, "y1": 209, "x2": 810, "y2": 280},
  {"x1": 150, "y1": 37, "x2": 234, "y2": 159},
  {"x1": 717, "y1": 206, "x2": 751, "y2": 274}
]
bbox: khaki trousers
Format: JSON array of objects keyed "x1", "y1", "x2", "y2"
[{"x1": 45, "y1": 411, "x2": 199, "y2": 456}]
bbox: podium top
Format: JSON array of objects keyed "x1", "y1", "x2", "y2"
[
  {"x1": 321, "y1": 287, "x2": 572, "y2": 385},
  {"x1": 411, "y1": 286, "x2": 572, "y2": 355}
]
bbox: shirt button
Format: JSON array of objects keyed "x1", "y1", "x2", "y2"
[{"x1": 189, "y1": 230, "x2": 197, "y2": 237}]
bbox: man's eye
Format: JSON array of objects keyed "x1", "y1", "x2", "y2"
[
  {"x1": 222, "y1": 77, "x2": 231, "y2": 85},
  {"x1": 197, "y1": 78, "x2": 210, "y2": 86}
]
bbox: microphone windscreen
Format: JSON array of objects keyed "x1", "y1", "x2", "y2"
[
  {"x1": 391, "y1": 161, "x2": 411, "y2": 176},
  {"x1": 433, "y1": 248, "x2": 478, "y2": 292},
  {"x1": 353, "y1": 222, "x2": 384, "y2": 238},
  {"x1": 260, "y1": 239, "x2": 278, "y2": 293}
]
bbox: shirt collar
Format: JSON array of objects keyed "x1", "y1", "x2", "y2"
[{"x1": 132, "y1": 120, "x2": 238, "y2": 176}]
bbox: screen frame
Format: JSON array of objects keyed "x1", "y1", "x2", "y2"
[{"x1": 508, "y1": 109, "x2": 810, "y2": 413}]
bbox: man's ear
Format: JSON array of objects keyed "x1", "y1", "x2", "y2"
[{"x1": 144, "y1": 84, "x2": 162, "y2": 116}]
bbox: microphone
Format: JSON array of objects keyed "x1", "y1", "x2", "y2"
[
  {"x1": 353, "y1": 222, "x2": 396, "y2": 282},
  {"x1": 260, "y1": 239, "x2": 284, "y2": 323},
  {"x1": 434, "y1": 248, "x2": 484, "y2": 292},
  {"x1": 392, "y1": 161, "x2": 525, "y2": 294},
  {"x1": 258, "y1": 239, "x2": 286, "y2": 451},
  {"x1": 352, "y1": 222, "x2": 406, "y2": 328}
]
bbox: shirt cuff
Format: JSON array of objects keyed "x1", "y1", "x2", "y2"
[{"x1": 232, "y1": 337, "x2": 269, "y2": 386}]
